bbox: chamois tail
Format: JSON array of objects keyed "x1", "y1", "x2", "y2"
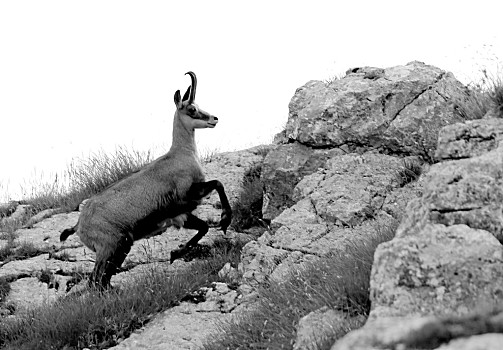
[{"x1": 60, "y1": 225, "x2": 77, "y2": 241}]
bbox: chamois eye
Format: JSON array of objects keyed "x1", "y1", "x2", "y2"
[{"x1": 187, "y1": 106, "x2": 196, "y2": 114}]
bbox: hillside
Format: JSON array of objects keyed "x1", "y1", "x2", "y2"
[{"x1": 1, "y1": 61, "x2": 502, "y2": 349}]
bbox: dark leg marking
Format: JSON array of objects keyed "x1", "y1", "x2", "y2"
[
  {"x1": 89, "y1": 235, "x2": 133, "y2": 290},
  {"x1": 188, "y1": 180, "x2": 232, "y2": 233}
]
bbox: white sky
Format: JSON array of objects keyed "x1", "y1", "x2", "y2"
[{"x1": 0, "y1": 0, "x2": 502, "y2": 201}]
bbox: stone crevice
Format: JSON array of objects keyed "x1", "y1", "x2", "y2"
[{"x1": 388, "y1": 72, "x2": 447, "y2": 126}]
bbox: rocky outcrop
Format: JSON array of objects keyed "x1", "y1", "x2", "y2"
[
  {"x1": 285, "y1": 61, "x2": 467, "y2": 158},
  {"x1": 262, "y1": 61, "x2": 467, "y2": 221},
  {"x1": 244, "y1": 61, "x2": 468, "y2": 288},
  {"x1": 332, "y1": 118, "x2": 503, "y2": 349}
]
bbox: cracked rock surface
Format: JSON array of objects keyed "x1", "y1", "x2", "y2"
[
  {"x1": 332, "y1": 119, "x2": 503, "y2": 349},
  {"x1": 285, "y1": 61, "x2": 466, "y2": 158}
]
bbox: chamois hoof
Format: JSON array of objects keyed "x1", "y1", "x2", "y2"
[
  {"x1": 220, "y1": 211, "x2": 232, "y2": 234},
  {"x1": 170, "y1": 247, "x2": 187, "y2": 264}
]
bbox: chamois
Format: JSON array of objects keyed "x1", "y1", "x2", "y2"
[{"x1": 60, "y1": 72, "x2": 232, "y2": 289}]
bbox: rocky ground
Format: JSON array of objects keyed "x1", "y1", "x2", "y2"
[{"x1": 2, "y1": 61, "x2": 503, "y2": 349}]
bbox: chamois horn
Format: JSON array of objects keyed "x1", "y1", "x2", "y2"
[{"x1": 185, "y1": 71, "x2": 197, "y2": 104}]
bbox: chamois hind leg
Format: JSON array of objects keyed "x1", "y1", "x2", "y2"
[
  {"x1": 89, "y1": 235, "x2": 133, "y2": 290},
  {"x1": 170, "y1": 214, "x2": 208, "y2": 264}
]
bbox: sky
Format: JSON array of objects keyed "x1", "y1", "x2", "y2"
[{"x1": 0, "y1": 0, "x2": 502, "y2": 201}]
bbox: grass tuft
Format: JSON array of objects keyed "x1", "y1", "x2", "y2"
[
  {"x1": 0, "y1": 240, "x2": 46, "y2": 264},
  {"x1": 455, "y1": 70, "x2": 503, "y2": 120},
  {"x1": 230, "y1": 165, "x2": 265, "y2": 232},
  {"x1": 394, "y1": 159, "x2": 422, "y2": 187},
  {"x1": 202, "y1": 220, "x2": 398, "y2": 350},
  {"x1": 0, "y1": 278, "x2": 10, "y2": 302}
]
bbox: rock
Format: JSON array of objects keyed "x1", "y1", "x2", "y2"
[
  {"x1": 261, "y1": 143, "x2": 343, "y2": 220},
  {"x1": 435, "y1": 118, "x2": 503, "y2": 160},
  {"x1": 218, "y1": 262, "x2": 240, "y2": 280},
  {"x1": 195, "y1": 146, "x2": 267, "y2": 223},
  {"x1": 370, "y1": 224, "x2": 503, "y2": 319},
  {"x1": 0, "y1": 204, "x2": 32, "y2": 227},
  {"x1": 437, "y1": 333, "x2": 503, "y2": 350},
  {"x1": 293, "y1": 306, "x2": 348, "y2": 350},
  {"x1": 270, "y1": 152, "x2": 418, "y2": 254},
  {"x1": 4, "y1": 276, "x2": 64, "y2": 312},
  {"x1": 287, "y1": 61, "x2": 467, "y2": 159},
  {"x1": 108, "y1": 301, "x2": 236, "y2": 350},
  {"x1": 335, "y1": 117, "x2": 503, "y2": 348},
  {"x1": 241, "y1": 150, "x2": 421, "y2": 287},
  {"x1": 239, "y1": 240, "x2": 290, "y2": 286},
  {"x1": 331, "y1": 308, "x2": 503, "y2": 350},
  {"x1": 398, "y1": 142, "x2": 503, "y2": 243},
  {"x1": 262, "y1": 62, "x2": 462, "y2": 221},
  {"x1": 24, "y1": 208, "x2": 63, "y2": 227},
  {"x1": 14, "y1": 212, "x2": 80, "y2": 251},
  {"x1": 0, "y1": 253, "x2": 95, "y2": 282}
]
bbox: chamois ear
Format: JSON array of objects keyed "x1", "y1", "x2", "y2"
[
  {"x1": 182, "y1": 86, "x2": 191, "y2": 102},
  {"x1": 174, "y1": 90, "x2": 182, "y2": 108}
]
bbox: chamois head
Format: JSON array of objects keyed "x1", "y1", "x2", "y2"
[{"x1": 174, "y1": 71, "x2": 218, "y2": 129}]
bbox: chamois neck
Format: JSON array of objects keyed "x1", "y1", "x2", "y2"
[{"x1": 169, "y1": 112, "x2": 198, "y2": 157}]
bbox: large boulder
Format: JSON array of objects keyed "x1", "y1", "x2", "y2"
[
  {"x1": 399, "y1": 135, "x2": 503, "y2": 243},
  {"x1": 286, "y1": 61, "x2": 467, "y2": 158},
  {"x1": 371, "y1": 224, "x2": 503, "y2": 318}
]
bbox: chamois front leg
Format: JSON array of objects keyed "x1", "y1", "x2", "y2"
[{"x1": 188, "y1": 180, "x2": 232, "y2": 233}]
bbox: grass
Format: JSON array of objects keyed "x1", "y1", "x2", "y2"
[
  {"x1": 0, "y1": 238, "x2": 244, "y2": 350},
  {"x1": 30, "y1": 146, "x2": 155, "y2": 213},
  {"x1": 230, "y1": 164, "x2": 266, "y2": 232},
  {"x1": 0, "y1": 203, "x2": 18, "y2": 220},
  {"x1": 0, "y1": 278, "x2": 10, "y2": 303},
  {"x1": 202, "y1": 220, "x2": 398, "y2": 350},
  {"x1": 324, "y1": 72, "x2": 346, "y2": 86},
  {"x1": 394, "y1": 158, "x2": 422, "y2": 187},
  {"x1": 455, "y1": 70, "x2": 503, "y2": 120},
  {"x1": 0, "y1": 240, "x2": 46, "y2": 264},
  {"x1": 0, "y1": 146, "x2": 155, "y2": 236}
]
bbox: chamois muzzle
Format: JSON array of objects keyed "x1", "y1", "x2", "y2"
[{"x1": 185, "y1": 71, "x2": 197, "y2": 104}]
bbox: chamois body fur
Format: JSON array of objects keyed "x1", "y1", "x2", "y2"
[{"x1": 61, "y1": 72, "x2": 231, "y2": 289}]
